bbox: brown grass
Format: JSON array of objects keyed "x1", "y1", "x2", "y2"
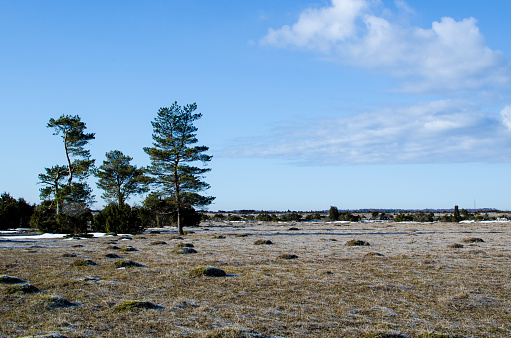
[{"x1": 0, "y1": 221, "x2": 510, "y2": 337}]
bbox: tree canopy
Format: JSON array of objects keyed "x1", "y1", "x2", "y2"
[{"x1": 95, "y1": 150, "x2": 150, "y2": 206}]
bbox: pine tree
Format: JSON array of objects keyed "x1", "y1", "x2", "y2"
[{"x1": 144, "y1": 101, "x2": 214, "y2": 235}]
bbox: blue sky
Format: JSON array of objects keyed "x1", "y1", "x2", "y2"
[{"x1": 1, "y1": 0, "x2": 511, "y2": 211}]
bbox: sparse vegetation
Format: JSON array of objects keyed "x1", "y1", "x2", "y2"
[
  {"x1": 345, "y1": 239, "x2": 370, "y2": 246},
  {"x1": 1, "y1": 221, "x2": 510, "y2": 337}
]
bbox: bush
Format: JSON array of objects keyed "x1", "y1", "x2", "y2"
[
  {"x1": 93, "y1": 203, "x2": 146, "y2": 234},
  {"x1": 31, "y1": 200, "x2": 91, "y2": 234},
  {"x1": 0, "y1": 192, "x2": 34, "y2": 230},
  {"x1": 141, "y1": 194, "x2": 201, "y2": 228}
]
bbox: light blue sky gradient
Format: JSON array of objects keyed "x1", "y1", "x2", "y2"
[{"x1": 1, "y1": 0, "x2": 511, "y2": 211}]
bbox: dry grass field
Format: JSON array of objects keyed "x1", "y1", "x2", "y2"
[{"x1": 1, "y1": 221, "x2": 510, "y2": 337}]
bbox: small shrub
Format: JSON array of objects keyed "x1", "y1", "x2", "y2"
[
  {"x1": 0, "y1": 275, "x2": 26, "y2": 284},
  {"x1": 345, "y1": 239, "x2": 370, "y2": 246},
  {"x1": 462, "y1": 237, "x2": 484, "y2": 243},
  {"x1": 105, "y1": 253, "x2": 121, "y2": 258},
  {"x1": 448, "y1": 243, "x2": 464, "y2": 249},
  {"x1": 364, "y1": 252, "x2": 385, "y2": 257},
  {"x1": 40, "y1": 295, "x2": 77, "y2": 309},
  {"x1": 150, "y1": 241, "x2": 167, "y2": 245},
  {"x1": 212, "y1": 235, "x2": 226, "y2": 239},
  {"x1": 120, "y1": 245, "x2": 137, "y2": 252},
  {"x1": 235, "y1": 233, "x2": 248, "y2": 237},
  {"x1": 176, "y1": 242, "x2": 194, "y2": 248},
  {"x1": 112, "y1": 300, "x2": 162, "y2": 312},
  {"x1": 3, "y1": 283, "x2": 40, "y2": 295},
  {"x1": 62, "y1": 253, "x2": 77, "y2": 258},
  {"x1": 114, "y1": 259, "x2": 144, "y2": 268},
  {"x1": 278, "y1": 254, "x2": 298, "y2": 259},
  {"x1": 174, "y1": 247, "x2": 197, "y2": 254},
  {"x1": 108, "y1": 245, "x2": 120, "y2": 250},
  {"x1": 254, "y1": 239, "x2": 273, "y2": 245},
  {"x1": 70, "y1": 259, "x2": 99, "y2": 267},
  {"x1": 188, "y1": 266, "x2": 227, "y2": 278},
  {"x1": 93, "y1": 203, "x2": 146, "y2": 234}
]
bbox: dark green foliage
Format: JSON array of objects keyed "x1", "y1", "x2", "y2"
[
  {"x1": 304, "y1": 213, "x2": 322, "y2": 221},
  {"x1": 228, "y1": 214, "x2": 243, "y2": 221},
  {"x1": 280, "y1": 212, "x2": 302, "y2": 222},
  {"x1": 453, "y1": 205, "x2": 461, "y2": 223},
  {"x1": 144, "y1": 101, "x2": 214, "y2": 235},
  {"x1": 40, "y1": 115, "x2": 95, "y2": 214},
  {"x1": 0, "y1": 192, "x2": 34, "y2": 230},
  {"x1": 328, "y1": 206, "x2": 339, "y2": 221},
  {"x1": 31, "y1": 200, "x2": 91, "y2": 234},
  {"x1": 140, "y1": 193, "x2": 201, "y2": 228},
  {"x1": 339, "y1": 212, "x2": 360, "y2": 222},
  {"x1": 93, "y1": 203, "x2": 146, "y2": 234},
  {"x1": 95, "y1": 150, "x2": 150, "y2": 206}
]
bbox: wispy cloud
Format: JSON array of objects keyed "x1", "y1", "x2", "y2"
[
  {"x1": 224, "y1": 101, "x2": 511, "y2": 165},
  {"x1": 260, "y1": 0, "x2": 509, "y2": 93}
]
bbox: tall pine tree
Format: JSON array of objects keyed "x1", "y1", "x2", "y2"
[{"x1": 144, "y1": 101, "x2": 214, "y2": 235}]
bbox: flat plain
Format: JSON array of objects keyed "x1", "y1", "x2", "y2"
[{"x1": 0, "y1": 221, "x2": 510, "y2": 337}]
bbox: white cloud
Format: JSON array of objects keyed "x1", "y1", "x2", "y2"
[
  {"x1": 224, "y1": 100, "x2": 511, "y2": 165},
  {"x1": 501, "y1": 106, "x2": 511, "y2": 130},
  {"x1": 261, "y1": 0, "x2": 368, "y2": 52},
  {"x1": 261, "y1": 0, "x2": 509, "y2": 93}
]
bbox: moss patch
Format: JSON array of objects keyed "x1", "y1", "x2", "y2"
[
  {"x1": 448, "y1": 243, "x2": 464, "y2": 249},
  {"x1": 150, "y1": 241, "x2": 167, "y2": 245},
  {"x1": 345, "y1": 239, "x2": 370, "y2": 246},
  {"x1": 0, "y1": 275, "x2": 26, "y2": 284},
  {"x1": 462, "y1": 237, "x2": 484, "y2": 243},
  {"x1": 69, "y1": 259, "x2": 99, "y2": 267},
  {"x1": 120, "y1": 245, "x2": 137, "y2": 252},
  {"x1": 40, "y1": 295, "x2": 77, "y2": 309},
  {"x1": 278, "y1": 254, "x2": 298, "y2": 259},
  {"x1": 254, "y1": 239, "x2": 273, "y2": 245},
  {"x1": 189, "y1": 266, "x2": 227, "y2": 278},
  {"x1": 176, "y1": 242, "x2": 194, "y2": 248},
  {"x1": 174, "y1": 247, "x2": 197, "y2": 254},
  {"x1": 114, "y1": 259, "x2": 144, "y2": 269},
  {"x1": 105, "y1": 253, "x2": 121, "y2": 259},
  {"x1": 112, "y1": 300, "x2": 162, "y2": 312},
  {"x1": 3, "y1": 283, "x2": 41, "y2": 295}
]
